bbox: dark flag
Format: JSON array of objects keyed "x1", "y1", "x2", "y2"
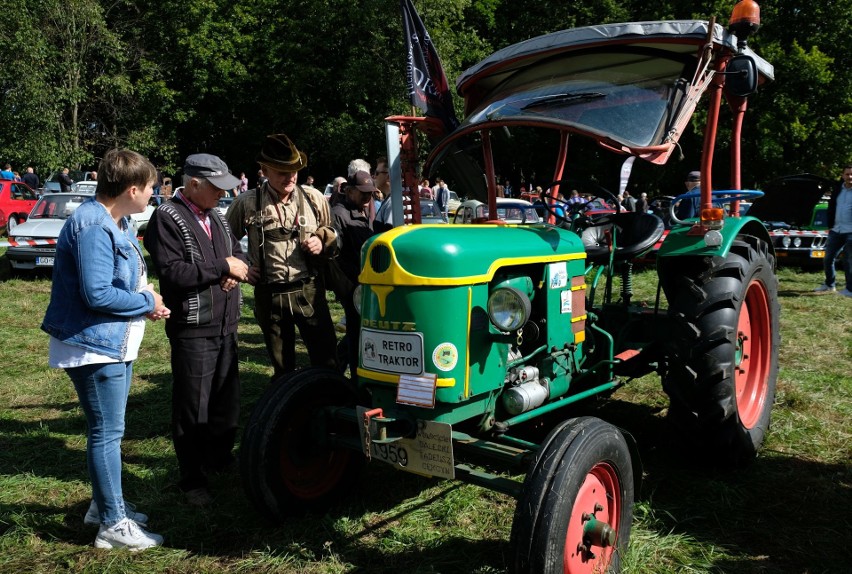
[{"x1": 400, "y1": 0, "x2": 460, "y2": 134}]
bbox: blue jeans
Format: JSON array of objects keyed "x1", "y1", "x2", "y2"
[
  {"x1": 67, "y1": 361, "x2": 132, "y2": 526},
  {"x1": 823, "y1": 230, "x2": 852, "y2": 289}
]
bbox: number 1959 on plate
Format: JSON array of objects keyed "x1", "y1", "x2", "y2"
[{"x1": 356, "y1": 406, "x2": 455, "y2": 480}]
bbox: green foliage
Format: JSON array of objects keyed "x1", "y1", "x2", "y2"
[{"x1": 0, "y1": 0, "x2": 850, "y2": 184}]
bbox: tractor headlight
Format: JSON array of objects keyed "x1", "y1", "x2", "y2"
[
  {"x1": 353, "y1": 284, "x2": 362, "y2": 314},
  {"x1": 703, "y1": 229, "x2": 723, "y2": 247},
  {"x1": 487, "y1": 287, "x2": 531, "y2": 332}
]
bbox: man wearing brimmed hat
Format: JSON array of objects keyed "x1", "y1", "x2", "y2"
[
  {"x1": 144, "y1": 153, "x2": 250, "y2": 506},
  {"x1": 227, "y1": 134, "x2": 338, "y2": 377},
  {"x1": 331, "y1": 171, "x2": 380, "y2": 374}
]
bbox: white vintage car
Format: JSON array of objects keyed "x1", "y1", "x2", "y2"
[
  {"x1": 6, "y1": 193, "x2": 92, "y2": 271},
  {"x1": 451, "y1": 198, "x2": 542, "y2": 224}
]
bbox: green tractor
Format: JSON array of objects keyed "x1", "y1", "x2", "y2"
[{"x1": 241, "y1": 5, "x2": 778, "y2": 573}]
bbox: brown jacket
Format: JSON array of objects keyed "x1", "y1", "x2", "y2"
[{"x1": 226, "y1": 183, "x2": 337, "y2": 284}]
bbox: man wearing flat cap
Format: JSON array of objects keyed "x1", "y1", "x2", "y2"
[
  {"x1": 227, "y1": 134, "x2": 338, "y2": 378},
  {"x1": 144, "y1": 153, "x2": 250, "y2": 506},
  {"x1": 331, "y1": 171, "x2": 380, "y2": 374}
]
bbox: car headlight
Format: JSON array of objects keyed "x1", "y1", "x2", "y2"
[
  {"x1": 11, "y1": 236, "x2": 32, "y2": 242},
  {"x1": 792, "y1": 237, "x2": 802, "y2": 247},
  {"x1": 487, "y1": 287, "x2": 531, "y2": 332},
  {"x1": 353, "y1": 284, "x2": 362, "y2": 314},
  {"x1": 781, "y1": 236, "x2": 791, "y2": 248}
]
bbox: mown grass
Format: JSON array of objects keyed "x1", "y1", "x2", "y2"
[{"x1": 0, "y1": 250, "x2": 849, "y2": 573}]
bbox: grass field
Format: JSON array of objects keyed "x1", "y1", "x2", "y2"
[{"x1": 0, "y1": 251, "x2": 849, "y2": 574}]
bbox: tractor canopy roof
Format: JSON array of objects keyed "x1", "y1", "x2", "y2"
[
  {"x1": 456, "y1": 20, "x2": 773, "y2": 111},
  {"x1": 427, "y1": 20, "x2": 773, "y2": 186}
]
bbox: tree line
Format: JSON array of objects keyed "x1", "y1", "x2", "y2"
[{"x1": 1, "y1": 0, "x2": 850, "y2": 191}]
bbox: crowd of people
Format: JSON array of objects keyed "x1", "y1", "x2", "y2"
[
  {"x1": 1, "y1": 163, "x2": 42, "y2": 189},
  {"x1": 0, "y1": 163, "x2": 107, "y2": 197},
  {"x1": 39, "y1": 133, "x2": 400, "y2": 551}
]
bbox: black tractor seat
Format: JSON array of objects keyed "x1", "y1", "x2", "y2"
[{"x1": 580, "y1": 211, "x2": 665, "y2": 264}]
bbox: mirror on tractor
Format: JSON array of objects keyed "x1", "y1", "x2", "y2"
[{"x1": 725, "y1": 54, "x2": 758, "y2": 97}]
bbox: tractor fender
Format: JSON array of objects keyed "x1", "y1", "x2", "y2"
[{"x1": 657, "y1": 216, "x2": 773, "y2": 259}]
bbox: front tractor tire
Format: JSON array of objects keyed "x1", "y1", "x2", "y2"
[
  {"x1": 511, "y1": 417, "x2": 634, "y2": 574},
  {"x1": 240, "y1": 368, "x2": 363, "y2": 522},
  {"x1": 660, "y1": 236, "x2": 780, "y2": 466}
]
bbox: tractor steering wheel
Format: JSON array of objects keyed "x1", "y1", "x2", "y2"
[
  {"x1": 668, "y1": 189, "x2": 764, "y2": 226},
  {"x1": 540, "y1": 179, "x2": 622, "y2": 229}
]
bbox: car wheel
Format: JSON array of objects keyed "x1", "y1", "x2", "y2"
[{"x1": 6, "y1": 215, "x2": 18, "y2": 235}]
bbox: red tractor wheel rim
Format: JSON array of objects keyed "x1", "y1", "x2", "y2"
[
  {"x1": 735, "y1": 279, "x2": 772, "y2": 429},
  {"x1": 278, "y1": 409, "x2": 351, "y2": 499},
  {"x1": 563, "y1": 462, "x2": 621, "y2": 574}
]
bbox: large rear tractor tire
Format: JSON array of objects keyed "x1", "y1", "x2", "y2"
[
  {"x1": 511, "y1": 417, "x2": 634, "y2": 574},
  {"x1": 240, "y1": 368, "x2": 363, "y2": 522},
  {"x1": 659, "y1": 236, "x2": 779, "y2": 466}
]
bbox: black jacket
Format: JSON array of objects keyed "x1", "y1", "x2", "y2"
[
  {"x1": 144, "y1": 196, "x2": 247, "y2": 339},
  {"x1": 332, "y1": 199, "x2": 375, "y2": 285},
  {"x1": 58, "y1": 173, "x2": 74, "y2": 193},
  {"x1": 21, "y1": 172, "x2": 40, "y2": 189}
]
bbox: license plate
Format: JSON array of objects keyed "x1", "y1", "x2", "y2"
[
  {"x1": 811, "y1": 250, "x2": 825, "y2": 258},
  {"x1": 360, "y1": 328, "x2": 424, "y2": 375},
  {"x1": 357, "y1": 406, "x2": 455, "y2": 479},
  {"x1": 35, "y1": 256, "x2": 55, "y2": 266}
]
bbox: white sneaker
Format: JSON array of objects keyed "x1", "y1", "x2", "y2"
[
  {"x1": 813, "y1": 284, "x2": 835, "y2": 292},
  {"x1": 84, "y1": 499, "x2": 149, "y2": 527},
  {"x1": 839, "y1": 288, "x2": 852, "y2": 297},
  {"x1": 94, "y1": 517, "x2": 163, "y2": 551}
]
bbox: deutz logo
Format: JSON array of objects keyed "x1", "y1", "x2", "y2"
[{"x1": 362, "y1": 319, "x2": 417, "y2": 332}]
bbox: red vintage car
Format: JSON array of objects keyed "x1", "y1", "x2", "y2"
[{"x1": 0, "y1": 180, "x2": 39, "y2": 236}]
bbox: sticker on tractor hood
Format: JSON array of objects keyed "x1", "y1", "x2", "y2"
[
  {"x1": 432, "y1": 342, "x2": 458, "y2": 371},
  {"x1": 560, "y1": 290, "x2": 572, "y2": 314},
  {"x1": 361, "y1": 328, "x2": 424, "y2": 375},
  {"x1": 549, "y1": 261, "x2": 568, "y2": 289}
]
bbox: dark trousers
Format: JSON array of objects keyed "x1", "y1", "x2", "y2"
[
  {"x1": 254, "y1": 278, "x2": 337, "y2": 378},
  {"x1": 342, "y1": 295, "x2": 360, "y2": 377},
  {"x1": 824, "y1": 230, "x2": 852, "y2": 288},
  {"x1": 170, "y1": 333, "x2": 240, "y2": 491}
]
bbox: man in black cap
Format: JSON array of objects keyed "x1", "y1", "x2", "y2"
[
  {"x1": 331, "y1": 171, "x2": 379, "y2": 374},
  {"x1": 144, "y1": 153, "x2": 250, "y2": 506},
  {"x1": 227, "y1": 134, "x2": 338, "y2": 378},
  {"x1": 675, "y1": 170, "x2": 702, "y2": 220}
]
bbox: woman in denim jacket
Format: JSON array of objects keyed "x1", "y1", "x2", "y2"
[{"x1": 41, "y1": 149, "x2": 170, "y2": 551}]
